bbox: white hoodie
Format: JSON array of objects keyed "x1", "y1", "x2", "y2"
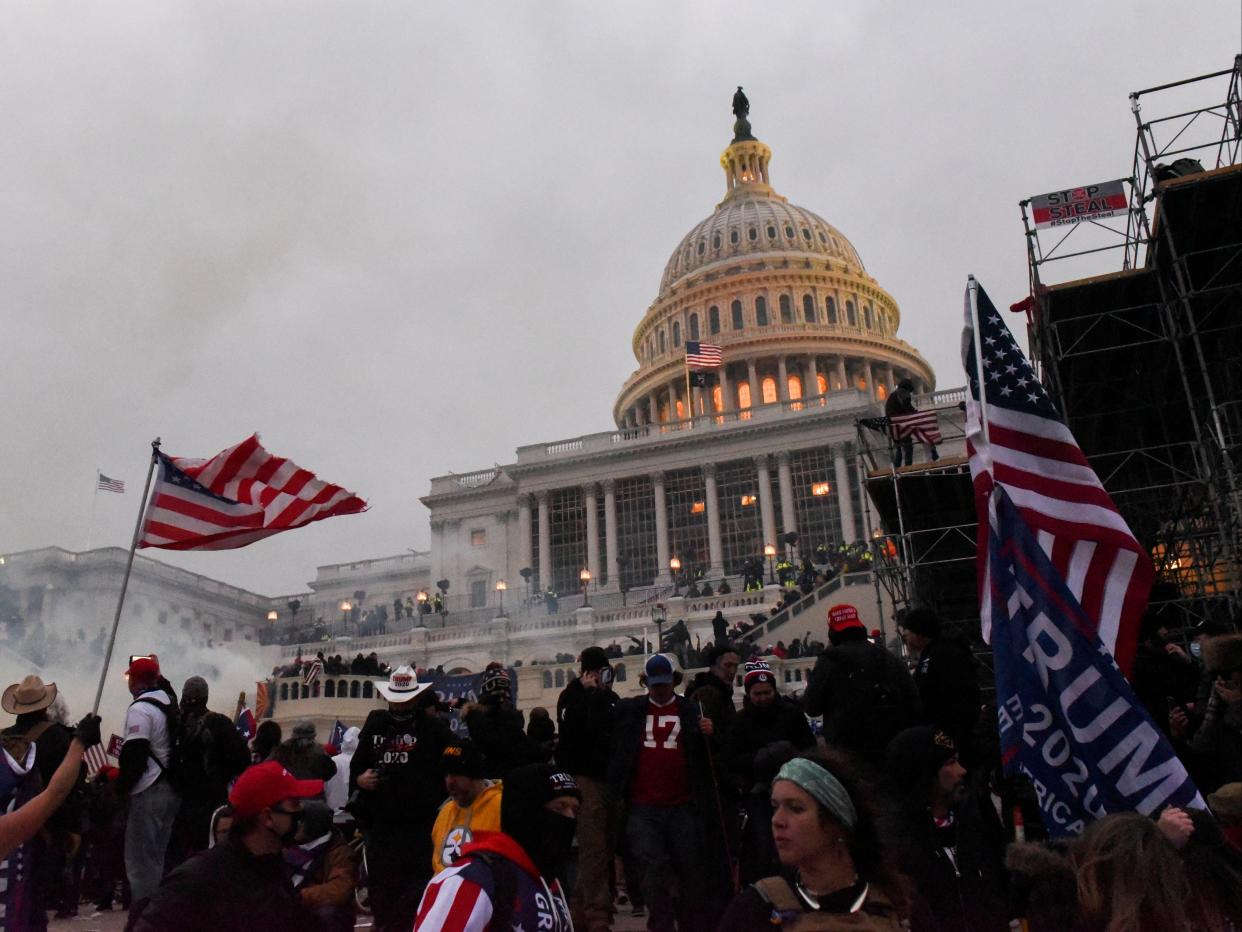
[{"x1": 324, "y1": 726, "x2": 360, "y2": 814}]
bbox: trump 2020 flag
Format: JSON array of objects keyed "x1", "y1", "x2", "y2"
[
  {"x1": 989, "y1": 484, "x2": 1202, "y2": 836},
  {"x1": 138, "y1": 434, "x2": 367, "y2": 551}
]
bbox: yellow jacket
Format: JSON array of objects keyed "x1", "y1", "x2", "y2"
[{"x1": 430, "y1": 781, "x2": 503, "y2": 873}]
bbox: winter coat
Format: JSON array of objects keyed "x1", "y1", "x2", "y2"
[
  {"x1": 912, "y1": 637, "x2": 981, "y2": 759},
  {"x1": 128, "y1": 837, "x2": 311, "y2": 931},
  {"x1": 414, "y1": 830, "x2": 572, "y2": 931},
  {"x1": 295, "y1": 830, "x2": 358, "y2": 910},
  {"x1": 348, "y1": 708, "x2": 453, "y2": 835},
  {"x1": 687, "y1": 670, "x2": 737, "y2": 745},
  {"x1": 271, "y1": 738, "x2": 336, "y2": 783},
  {"x1": 431, "y1": 781, "x2": 503, "y2": 874},
  {"x1": 729, "y1": 696, "x2": 816, "y2": 788},
  {"x1": 462, "y1": 703, "x2": 541, "y2": 780},
  {"x1": 554, "y1": 678, "x2": 617, "y2": 779}
]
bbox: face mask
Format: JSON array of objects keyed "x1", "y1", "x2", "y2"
[
  {"x1": 1190, "y1": 641, "x2": 1203, "y2": 658},
  {"x1": 271, "y1": 811, "x2": 303, "y2": 846}
]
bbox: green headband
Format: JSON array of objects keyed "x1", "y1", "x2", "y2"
[{"x1": 775, "y1": 758, "x2": 858, "y2": 830}]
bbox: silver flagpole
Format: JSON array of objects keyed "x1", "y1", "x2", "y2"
[
  {"x1": 967, "y1": 275, "x2": 992, "y2": 446},
  {"x1": 92, "y1": 438, "x2": 161, "y2": 715},
  {"x1": 86, "y1": 470, "x2": 100, "y2": 551}
]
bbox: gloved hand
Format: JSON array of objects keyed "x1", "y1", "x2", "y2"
[{"x1": 73, "y1": 714, "x2": 103, "y2": 749}]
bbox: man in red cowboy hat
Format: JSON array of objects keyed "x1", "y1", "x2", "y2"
[
  {"x1": 115, "y1": 654, "x2": 182, "y2": 905},
  {"x1": 129, "y1": 760, "x2": 323, "y2": 930},
  {"x1": 349, "y1": 665, "x2": 453, "y2": 931}
]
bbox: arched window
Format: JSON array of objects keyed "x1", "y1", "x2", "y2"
[
  {"x1": 311, "y1": 680, "x2": 320, "y2": 698},
  {"x1": 301, "y1": 684, "x2": 309, "y2": 699},
  {"x1": 731, "y1": 300, "x2": 744, "y2": 330},
  {"x1": 362, "y1": 681, "x2": 374, "y2": 699},
  {"x1": 767, "y1": 225, "x2": 777, "y2": 239},
  {"x1": 688, "y1": 313, "x2": 700, "y2": 342},
  {"x1": 542, "y1": 670, "x2": 553, "y2": 689},
  {"x1": 708, "y1": 305, "x2": 720, "y2": 335},
  {"x1": 817, "y1": 373, "x2": 828, "y2": 395},
  {"x1": 675, "y1": 397, "x2": 685, "y2": 419},
  {"x1": 658, "y1": 330, "x2": 666, "y2": 353},
  {"x1": 803, "y1": 294, "x2": 816, "y2": 323},
  {"x1": 350, "y1": 680, "x2": 360, "y2": 698},
  {"x1": 555, "y1": 669, "x2": 565, "y2": 687},
  {"x1": 672, "y1": 321, "x2": 681, "y2": 347},
  {"x1": 755, "y1": 296, "x2": 768, "y2": 326},
  {"x1": 712, "y1": 234, "x2": 721, "y2": 250},
  {"x1": 324, "y1": 679, "x2": 334, "y2": 698},
  {"x1": 280, "y1": 682, "x2": 289, "y2": 701},
  {"x1": 748, "y1": 227, "x2": 758, "y2": 242},
  {"x1": 827, "y1": 297, "x2": 838, "y2": 324},
  {"x1": 779, "y1": 294, "x2": 793, "y2": 323},
  {"x1": 616, "y1": 663, "x2": 627, "y2": 682},
  {"x1": 846, "y1": 300, "x2": 857, "y2": 327},
  {"x1": 876, "y1": 384, "x2": 888, "y2": 400},
  {"x1": 864, "y1": 306, "x2": 874, "y2": 329},
  {"x1": 788, "y1": 374, "x2": 803, "y2": 400},
  {"x1": 729, "y1": 229, "x2": 739, "y2": 245},
  {"x1": 738, "y1": 382, "x2": 752, "y2": 409},
  {"x1": 337, "y1": 679, "x2": 347, "y2": 697},
  {"x1": 761, "y1": 376, "x2": 778, "y2": 405}
]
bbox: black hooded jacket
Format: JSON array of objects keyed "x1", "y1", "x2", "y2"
[{"x1": 555, "y1": 677, "x2": 617, "y2": 780}]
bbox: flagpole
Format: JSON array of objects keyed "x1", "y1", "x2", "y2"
[
  {"x1": 684, "y1": 354, "x2": 692, "y2": 425},
  {"x1": 86, "y1": 470, "x2": 100, "y2": 551},
  {"x1": 92, "y1": 438, "x2": 161, "y2": 716},
  {"x1": 968, "y1": 275, "x2": 992, "y2": 446}
]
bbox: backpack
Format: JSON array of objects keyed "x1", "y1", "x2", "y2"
[
  {"x1": 830, "y1": 646, "x2": 907, "y2": 757},
  {"x1": 134, "y1": 693, "x2": 186, "y2": 793}
]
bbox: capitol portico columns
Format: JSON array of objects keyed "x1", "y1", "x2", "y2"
[
  {"x1": 584, "y1": 484, "x2": 600, "y2": 587},
  {"x1": 776, "y1": 451, "x2": 797, "y2": 553},
  {"x1": 755, "y1": 455, "x2": 777, "y2": 550},
  {"x1": 703, "y1": 463, "x2": 724, "y2": 577},
  {"x1": 652, "y1": 471, "x2": 672, "y2": 583},
  {"x1": 806, "y1": 356, "x2": 821, "y2": 400},
  {"x1": 777, "y1": 357, "x2": 790, "y2": 403},
  {"x1": 537, "y1": 492, "x2": 552, "y2": 592},
  {"x1": 718, "y1": 366, "x2": 731, "y2": 414},
  {"x1": 833, "y1": 449, "x2": 856, "y2": 543},
  {"x1": 603, "y1": 480, "x2": 619, "y2": 591},
  {"x1": 747, "y1": 360, "x2": 759, "y2": 410},
  {"x1": 835, "y1": 357, "x2": 848, "y2": 392},
  {"x1": 518, "y1": 496, "x2": 533, "y2": 575}
]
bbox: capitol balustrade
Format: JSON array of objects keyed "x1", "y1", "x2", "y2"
[
  {"x1": 267, "y1": 655, "x2": 823, "y2": 722},
  {"x1": 276, "y1": 585, "x2": 789, "y2": 661}
]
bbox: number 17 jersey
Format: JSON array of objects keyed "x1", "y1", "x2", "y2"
[{"x1": 629, "y1": 696, "x2": 692, "y2": 807}]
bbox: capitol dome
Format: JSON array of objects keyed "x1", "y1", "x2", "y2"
[{"x1": 614, "y1": 107, "x2": 934, "y2": 428}]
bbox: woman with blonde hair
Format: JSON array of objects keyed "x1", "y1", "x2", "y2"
[{"x1": 1071, "y1": 812, "x2": 1191, "y2": 932}]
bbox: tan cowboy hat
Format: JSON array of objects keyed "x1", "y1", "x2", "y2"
[{"x1": 2, "y1": 675, "x2": 58, "y2": 715}]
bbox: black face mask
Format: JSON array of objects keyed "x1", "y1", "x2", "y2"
[
  {"x1": 508, "y1": 808, "x2": 577, "y2": 880},
  {"x1": 270, "y1": 811, "x2": 303, "y2": 846}
]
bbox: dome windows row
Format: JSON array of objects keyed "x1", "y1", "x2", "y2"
[
  {"x1": 642, "y1": 291, "x2": 894, "y2": 363},
  {"x1": 693, "y1": 222, "x2": 831, "y2": 259}
]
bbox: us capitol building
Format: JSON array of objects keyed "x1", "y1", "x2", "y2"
[{"x1": 2, "y1": 97, "x2": 958, "y2": 721}]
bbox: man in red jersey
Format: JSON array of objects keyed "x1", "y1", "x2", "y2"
[{"x1": 608, "y1": 654, "x2": 727, "y2": 932}]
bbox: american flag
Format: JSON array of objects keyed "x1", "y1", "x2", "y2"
[
  {"x1": 303, "y1": 658, "x2": 323, "y2": 687},
  {"x1": 860, "y1": 413, "x2": 942, "y2": 445},
  {"x1": 97, "y1": 473, "x2": 125, "y2": 494},
  {"x1": 83, "y1": 744, "x2": 109, "y2": 777},
  {"x1": 137, "y1": 434, "x2": 367, "y2": 551},
  {"x1": 685, "y1": 341, "x2": 723, "y2": 368},
  {"x1": 963, "y1": 280, "x2": 1153, "y2": 675}
]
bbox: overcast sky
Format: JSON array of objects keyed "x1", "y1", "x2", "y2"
[{"x1": 3, "y1": 2, "x2": 1239, "y2": 596}]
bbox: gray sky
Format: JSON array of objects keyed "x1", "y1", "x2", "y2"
[{"x1": 3, "y1": 1, "x2": 1239, "y2": 596}]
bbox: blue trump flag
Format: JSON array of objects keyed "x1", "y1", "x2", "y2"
[{"x1": 988, "y1": 485, "x2": 1203, "y2": 836}]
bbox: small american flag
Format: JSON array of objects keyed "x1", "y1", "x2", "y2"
[
  {"x1": 137, "y1": 434, "x2": 367, "y2": 551},
  {"x1": 84, "y1": 744, "x2": 109, "y2": 777},
  {"x1": 685, "y1": 341, "x2": 723, "y2": 368},
  {"x1": 97, "y1": 473, "x2": 125, "y2": 494},
  {"x1": 963, "y1": 280, "x2": 1153, "y2": 675},
  {"x1": 303, "y1": 658, "x2": 323, "y2": 687}
]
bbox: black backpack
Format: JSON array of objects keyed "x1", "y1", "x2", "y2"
[
  {"x1": 830, "y1": 645, "x2": 907, "y2": 757},
  {"x1": 134, "y1": 693, "x2": 186, "y2": 793}
]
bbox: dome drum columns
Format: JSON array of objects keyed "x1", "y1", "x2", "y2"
[{"x1": 620, "y1": 353, "x2": 931, "y2": 425}]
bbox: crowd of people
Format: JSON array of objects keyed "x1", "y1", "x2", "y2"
[{"x1": 2, "y1": 594, "x2": 1241, "y2": 931}]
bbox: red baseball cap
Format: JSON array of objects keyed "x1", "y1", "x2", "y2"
[
  {"x1": 125, "y1": 655, "x2": 160, "y2": 680},
  {"x1": 228, "y1": 761, "x2": 323, "y2": 817},
  {"x1": 827, "y1": 604, "x2": 864, "y2": 634}
]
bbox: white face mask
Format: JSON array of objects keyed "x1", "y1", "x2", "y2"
[{"x1": 1190, "y1": 641, "x2": 1203, "y2": 659}]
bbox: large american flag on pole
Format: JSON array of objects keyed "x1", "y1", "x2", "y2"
[
  {"x1": 138, "y1": 434, "x2": 367, "y2": 551},
  {"x1": 962, "y1": 280, "x2": 1153, "y2": 676}
]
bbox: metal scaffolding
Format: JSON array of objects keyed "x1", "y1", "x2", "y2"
[{"x1": 1022, "y1": 56, "x2": 1242, "y2": 629}]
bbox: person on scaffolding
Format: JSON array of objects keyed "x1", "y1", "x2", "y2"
[{"x1": 885, "y1": 378, "x2": 938, "y2": 467}]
